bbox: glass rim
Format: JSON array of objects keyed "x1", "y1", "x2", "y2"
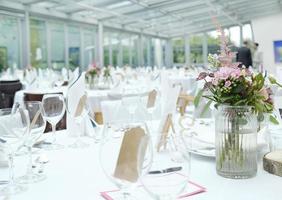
[
  {"x1": 24, "y1": 101, "x2": 42, "y2": 105},
  {"x1": 218, "y1": 105, "x2": 254, "y2": 110}
]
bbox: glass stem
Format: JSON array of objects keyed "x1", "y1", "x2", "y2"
[
  {"x1": 52, "y1": 124, "x2": 56, "y2": 144},
  {"x1": 76, "y1": 120, "x2": 81, "y2": 143},
  {"x1": 8, "y1": 153, "x2": 15, "y2": 186},
  {"x1": 26, "y1": 146, "x2": 33, "y2": 176}
]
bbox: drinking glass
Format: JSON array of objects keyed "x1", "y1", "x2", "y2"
[
  {"x1": 42, "y1": 94, "x2": 66, "y2": 150},
  {"x1": 121, "y1": 96, "x2": 141, "y2": 123},
  {"x1": 141, "y1": 134, "x2": 191, "y2": 200},
  {"x1": 18, "y1": 101, "x2": 47, "y2": 184},
  {"x1": 100, "y1": 122, "x2": 153, "y2": 199},
  {"x1": 0, "y1": 108, "x2": 29, "y2": 195}
]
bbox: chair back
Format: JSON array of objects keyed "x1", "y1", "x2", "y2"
[{"x1": 0, "y1": 80, "x2": 22, "y2": 108}]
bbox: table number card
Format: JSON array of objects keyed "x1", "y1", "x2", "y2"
[
  {"x1": 147, "y1": 89, "x2": 157, "y2": 108},
  {"x1": 114, "y1": 127, "x2": 149, "y2": 183},
  {"x1": 74, "y1": 94, "x2": 87, "y2": 117},
  {"x1": 157, "y1": 114, "x2": 175, "y2": 152}
]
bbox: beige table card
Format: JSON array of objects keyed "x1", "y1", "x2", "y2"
[
  {"x1": 157, "y1": 113, "x2": 175, "y2": 152},
  {"x1": 74, "y1": 94, "x2": 87, "y2": 117},
  {"x1": 114, "y1": 127, "x2": 149, "y2": 183},
  {"x1": 147, "y1": 89, "x2": 157, "y2": 108}
]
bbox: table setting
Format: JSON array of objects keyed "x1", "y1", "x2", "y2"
[{"x1": 1, "y1": 37, "x2": 282, "y2": 199}]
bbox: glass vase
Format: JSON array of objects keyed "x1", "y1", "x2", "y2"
[
  {"x1": 89, "y1": 76, "x2": 98, "y2": 89},
  {"x1": 215, "y1": 105, "x2": 258, "y2": 179}
]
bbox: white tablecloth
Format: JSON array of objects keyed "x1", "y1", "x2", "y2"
[{"x1": 1, "y1": 130, "x2": 281, "y2": 200}]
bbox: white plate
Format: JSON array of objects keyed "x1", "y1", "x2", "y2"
[{"x1": 187, "y1": 147, "x2": 215, "y2": 158}]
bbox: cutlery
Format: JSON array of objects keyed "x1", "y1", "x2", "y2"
[{"x1": 149, "y1": 166, "x2": 182, "y2": 174}]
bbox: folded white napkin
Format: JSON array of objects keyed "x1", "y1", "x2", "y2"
[
  {"x1": 67, "y1": 72, "x2": 87, "y2": 136},
  {"x1": 0, "y1": 148, "x2": 8, "y2": 168},
  {"x1": 61, "y1": 68, "x2": 68, "y2": 81},
  {"x1": 157, "y1": 84, "x2": 181, "y2": 135},
  {"x1": 68, "y1": 67, "x2": 80, "y2": 86}
]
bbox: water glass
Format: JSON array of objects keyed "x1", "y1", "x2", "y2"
[
  {"x1": 269, "y1": 126, "x2": 282, "y2": 151},
  {"x1": 141, "y1": 134, "x2": 191, "y2": 200},
  {"x1": 100, "y1": 122, "x2": 153, "y2": 199},
  {"x1": 18, "y1": 101, "x2": 46, "y2": 184},
  {"x1": 0, "y1": 108, "x2": 29, "y2": 195}
]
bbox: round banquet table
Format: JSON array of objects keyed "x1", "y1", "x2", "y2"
[{"x1": 1, "y1": 130, "x2": 281, "y2": 200}]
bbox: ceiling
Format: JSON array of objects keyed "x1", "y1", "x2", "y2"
[{"x1": 1, "y1": 0, "x2": 282, "y2": 38}]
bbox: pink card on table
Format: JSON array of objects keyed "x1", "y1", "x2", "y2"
[{"x1": 100, "y1": 179, "x2": 206, "y2": 200}]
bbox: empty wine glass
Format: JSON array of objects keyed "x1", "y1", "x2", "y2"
[
  {"x1": 121, "y1": 96, "x2": 141, "y2": 123},
  {"x1": 17, "y1": 101, "x2": 47, "y2": 184},
  {"x1": 0, "y1": 107, "x2": 29, "y2": 195},
  {"x1": 100, "y1": 122, "x2": 153, "y2": 199},
  {"x1": 141, "y1": 133, "x2": 191, "y2": 200},
  {"x1": 42, "y1": 94, "x2": 66, "y2": 150}
]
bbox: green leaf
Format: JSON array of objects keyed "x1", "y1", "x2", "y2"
[
  {"x1": 200, "y1": 100, "x2": 212, "y2": 117},
  {"x1": 270, "y1": 115, "x2": 279, "y2": 125},
  {"x1": 194, "y1": 89, "x2": 204, "y2": 107}
]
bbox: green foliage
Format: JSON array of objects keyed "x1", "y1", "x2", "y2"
[
  {"x1": 194, "y1": 89, "x2": 204, "y2": 107},
  {"x1": 269, "y1": 76, "x2": 282, "y2": 88},
  {"x1": 270, "y1": 115, "x2": 279, "y2": 125}
]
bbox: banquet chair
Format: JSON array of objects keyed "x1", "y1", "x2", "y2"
[
  {"x1": 0, "y1": 80, "x2": 22, "y2": 109},
  {"x1": 24, "y1": 92, "x2": 67, "y2": 133}
]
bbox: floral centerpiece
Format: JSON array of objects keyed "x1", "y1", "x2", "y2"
[
  {"x1": 102, "y1": 66, "x2": 112, "y2": 87},
  {"x1": 86, "y1": 62, "x2": 101, "y2": 89},
  {"x1": 196, "y1": 18, "x2": 275, "y2": 179}
]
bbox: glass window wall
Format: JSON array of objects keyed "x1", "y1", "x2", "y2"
[
  {"x1": 30, "y1": 18, "x2": 47, "y2": 68},
  {"x1": 0, "y1": 15, "x2": 21, "y2": 72},
  {"x1": 50, "y1": 21, "x2": 65, "y2": 70}
]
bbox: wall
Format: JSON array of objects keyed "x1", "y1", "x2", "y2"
[{"x1": 252, "y1": 13, "x2": 282, "y2": 76}]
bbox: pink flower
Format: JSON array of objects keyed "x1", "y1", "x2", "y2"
[
  {"x1": 259, "y1": 88, "x2": 269, "y2": 101},
  {"x1": 213, "y1": 67, "x2": 241, "y2": 84},
  {"x1": 225, "y1": 80, "x2": 232, "y2": 87}
]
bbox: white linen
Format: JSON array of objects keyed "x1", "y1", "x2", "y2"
[
  {"x1": 1, "y1": 129, "x2": 281, "y2": 200},
  {"x1": 66, "y1": 72, "x2": 86, "y2": 136}
]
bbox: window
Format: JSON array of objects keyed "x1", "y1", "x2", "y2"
[
  {"x1": 83, "y1": 28, "x2": 95, "y2": 68},
  {"x1": 173, "y1": 38, "x2": 185, "y2": 64},
  {"x1": 104, "y1": 32, "x2": 110, "y2": 67},
  {"x1": 131, "y1": 35, "x2": 138, "y2": 67},
  {"x1": 243, "y1": 24, "x2": 253, "y2": 41},
  {"x1": 229, "y1": 26, "x2": 240, "y2": 47},
  {"x1": 0, "y1": 15, "x2": 21, "y2": 72},
  {"x1": 143, "y1": 37, "x2": 149, "y2": 66},
  {"x1": 30, "y1": 18, "x2": 47, "y2": 68},
  {"x1": 111, "y1": 33, "x2": 119, "y2": 67},
  {"x1": 207, "y1": 31, "x2": 220, "y2": 55},
  {"x1": 162, "y1": 40, "x2": 166, "y2": 67},
  {"x1": 150, "y1": 38, "x2": 156, "y2": 66},
  {"x1": 50, "y1": 21, "x2": 65, "y2": 70},
  {"x1": 190, "y1": 35, "x2": 203, "y2": 64},
  {"x1": 122, "y1": 33, "x2": 130, "y2": 66},
  {"x1": 68, "y1": 25, "x2": 80, "y2": 70}
]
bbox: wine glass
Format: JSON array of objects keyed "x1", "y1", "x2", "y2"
[
  {"x1": 121, "y1": 96, "x2": 141, "y2": 123},
  {"x1": 68, "y1": 94, "x2": 90, "y2": 148},
  {"x1": 141, "y1": 133, "x2": 191, "y2": 200},
  {"x1": 99, "y1": 122, "x2": 153, "y2": 199},
  {"x1": 0, "y1": 107, "x2": 29, "y2": 195},
  {"x1": 17, "y1": 101, "x2": 47, "y2": 184},
  {"x1": 42, "y1": 94, "x2": 66, "y2": 150}
]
